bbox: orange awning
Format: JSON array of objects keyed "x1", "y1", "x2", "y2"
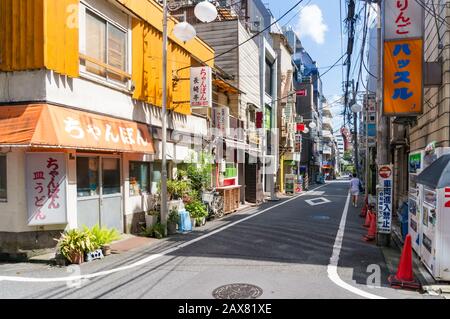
[{"x1": 0, "y1": 104, "x2": 155, "y2": 154}]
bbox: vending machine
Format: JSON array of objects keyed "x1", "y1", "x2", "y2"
[
  {"x1": 417, "y1": 146, "x2": 450, "y2": 280},
  {"x1": 408, "y1": 150, "x2": 424, "y2": 254},
  {"x1": 418, "y1": 184, "x2": 450, "y2": 280}
]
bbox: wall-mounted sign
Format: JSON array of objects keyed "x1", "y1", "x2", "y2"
[
  {"x1": 384, "y1": 0, "x2": 424, "y2": 41},
  {"x1": 190, "y1": 66, "x2": 212, "y2": 108},
  {"x1": 383, "y1": 39, "x2": 423, "y2": 115},
  {"x1": 26, "y1": 153, "x2": 67, "y2": 226},
  {"x1": 378, "y1": 164, "x2": 393, "y2": 234},
  {"x1": 296, "y1": 90, "x2": 307, "y2": 96},
  {"x1": 383, "y1": 0, "x2": 424, "y2": 116},
  {"x1": 212, "y1": 106, "x2": 230, "y2": 136}
]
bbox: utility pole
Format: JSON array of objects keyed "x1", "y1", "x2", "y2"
[
  {"x1": 351, "y1": 80, "x2": 360, "y2": 178},
  {"x1": 160, "y1": 0, "x2": 169, "y2": 234},
  {"x1": 376, "y1": 0, "x2": 390, "y2": 247},
  {"x1": 259, "y1": 18, "x2": 266, "y2": 197}
]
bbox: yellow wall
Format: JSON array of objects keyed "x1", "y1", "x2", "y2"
[
  {"x1": 0, "y1": 0, "x2": 79, "y2": 77},
  {"x1": 0, "y1": 0, "x2": 214, "y2": 115},
  {"x1": 132, "y1": 19, "x2": 193, "y2": 115}
]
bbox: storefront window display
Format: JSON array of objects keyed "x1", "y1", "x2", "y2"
[{"x1": 129, "y1": 162, "x2": 150, "y2": 196}]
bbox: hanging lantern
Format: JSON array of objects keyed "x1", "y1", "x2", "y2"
[
  {"x1": 173, "y1": 22, "x2": 197, "y2": 42},
  {"x1": 308, "y1": 122, "x2": 317, "y2": 129},
  {"x1": 194, "y1": 1, "x2": 218, "y2": 23}
]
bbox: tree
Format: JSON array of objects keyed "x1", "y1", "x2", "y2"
[{"x1": 343, "y1": 150, "x2": 353, "y2": 162}]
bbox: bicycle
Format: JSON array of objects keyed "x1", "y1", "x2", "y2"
[{"x1": 202, "y1": 188, "x2": 224, "y2": 219}]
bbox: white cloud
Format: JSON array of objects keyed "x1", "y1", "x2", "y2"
[{"x1": 296, "y1": 5, "x2": 328, "y2": 44}]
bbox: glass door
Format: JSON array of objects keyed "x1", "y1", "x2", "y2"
[
  {"x1": 100, "y1": 157, "x2": 122, "y2": 231},
  {"x1": 77, "y1": 155, "x2": 123, "y2": 232}
]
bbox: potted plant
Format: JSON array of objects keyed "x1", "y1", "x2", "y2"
[
  {"x1": 55, "y1": 229, "x2": 95, "y2": 265},
  {"x1": 87, "y1": 225, "x2": 120, "y2": 257},
  {"x1": 167, "y1": 208, "x2": 179, "y2": 235},
  {"x1": 143, "y1": 222, "x2": 166, "y2": 239},
  {"x1": 145, "y1": 209, "x2": 159, "y2": 229},
  {"x1": 186, "y1": 200, "x2": 208, "y2": 228}
]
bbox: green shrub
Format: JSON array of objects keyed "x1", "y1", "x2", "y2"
[
  {"x1": 186, "y1": 200, "x2": 208, "y2": 224},
  {"x1": 84, "y1": 225, "x2": 120, "y2": 249},
  {"x1": 168, "y1": 209, "x2": 179, "y2": 224},
  {"x1": 55, "y1": 229, "x2": 96, "y2": 263},
  {"x1": 143, "y1": 222, "x2": 166, "y2": 239}
]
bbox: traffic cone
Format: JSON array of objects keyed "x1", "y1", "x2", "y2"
[
  {"x1": 363, "y1": 209, "x2": 372, "y2": 228},
  {"x1": 388, "y1": 234, "x2": 421, "y2": 290},
  {"x1": 363, "y1": 212, "x2": 376, "y2": 241},
  {"x1": 359, "y1": 195, "x2": 368, "y2": 217}
]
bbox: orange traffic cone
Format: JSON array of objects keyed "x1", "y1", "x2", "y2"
[
  {"x1": 363, "y1": 212, "x2": 376, "y2": 241},
  {"x1": 360, "y1": 196, "x2": 368, "y2": 217},
  {"x1": 363, "y1": 209, "x2": 372, "y2": 228},
  {"x1": 388, "y1": 234, "x2": 421, "y2": 290}
]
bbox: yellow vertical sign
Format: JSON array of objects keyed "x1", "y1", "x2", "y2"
[{"x1": 383, "y1": 39, "x2": 423, "y2": 115}]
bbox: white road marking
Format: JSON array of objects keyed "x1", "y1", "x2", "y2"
[
  {"x1": 327, "y1": 192, "x2": 386, "y2": 299},
  {"x1": 305, "y1": 197, "x2": 331, "y2": 206},
  {"x1": 0, "y1": 184, "x2": 329, "y2": 283}
]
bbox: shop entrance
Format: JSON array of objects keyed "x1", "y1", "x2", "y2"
[{"x1": 76, "y1": 155, "x2": 123, "y2": 232}]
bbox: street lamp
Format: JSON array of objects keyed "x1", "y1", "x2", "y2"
[{"x1": 160, "y1": 0, "x2": 218, "y2": 234}]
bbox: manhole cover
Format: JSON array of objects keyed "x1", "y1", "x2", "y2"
[{"x1": 212, "y1": 283, "x2": 263, "y2": 299}]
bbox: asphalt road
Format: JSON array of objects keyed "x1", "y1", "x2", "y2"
[{"x1": 0, "y1": 181, "x2": 433, "y2": 299}]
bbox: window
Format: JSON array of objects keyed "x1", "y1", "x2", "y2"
[
  {"x1": 265, "y1": 59, "x2": 273, "y2": 96},
  {"x1": 83, "y1": 9, "x2": 128, "y2": 85},
  {"x1": 151, "y1": 162, "x2": 162, "y2": 195},
  {"x1": 129, "y1": 162, "x2": 150, "y2": 196},
  {"x1": 103, "y1": 158, "x2": 121, "y2": 195},
  {"x1": 77, "y1": 157, "x2": 99, "y2": 197},
  {"x1": 0, "y1": 156, "x2": 6, "y2": 200}
]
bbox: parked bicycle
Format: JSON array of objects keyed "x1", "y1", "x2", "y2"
[{"x1": 202, "y1": 189, "x2": 224, "y2": 219}]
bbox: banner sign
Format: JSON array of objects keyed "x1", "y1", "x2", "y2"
[
  {"x1": 212, "y1": 106, "x2": 230, "y2": 136},
  {"x1": 377, "y1": 164, "x2": 393, "y2": 234},
  {"x1": 26, "y1": 153, "x2": 67, "y2": 226},
  {"x1": 384, "y1": 0, "x2": 424, "y2": 41},
  {"x1": 191, "y1": 66, "x2": 212, "y2": 108},
  {"x1": 383, "y1": 39, "x2": 423, "y2": 115},
  {"x1": 383, "y1": 0, "x2": 423, "y2": 116}
]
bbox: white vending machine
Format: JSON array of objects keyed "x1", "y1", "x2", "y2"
[
  {"x1": 408, "y1": 150, "x2": 424, "y2": 254},
  {"x1": 417, "y1": 146, "x2": 450, "y2": 280},
  {"x1": 419, "y1": 184, "x2": 450, "y2": 280}
]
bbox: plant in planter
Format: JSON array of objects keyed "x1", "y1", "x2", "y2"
[
  {"x1": 167, "y1": 208, "x2": 179, "y2": 235},
  {"x1": 55, "y1": 229, "x2": 95, "y2": 265},
  {"x1": 186, "y1": 200, "x2": 208, "y2": 227},
  {"x1": 166, "y1": 180, "x2": 190, "y2": 201},
  {"x1": 86, "y1": 225, "x2": 120, "y2": 257},
  {"x1": 143, "y1": 222, "x2": 167, "y2": 239},
  {"x1": 145, "y1": 209, "x2": 160, "y2": 229}
]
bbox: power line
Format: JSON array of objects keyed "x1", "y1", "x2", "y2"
[{"x1": 176, "y1": 0, "x2": 306, "y2": 72}]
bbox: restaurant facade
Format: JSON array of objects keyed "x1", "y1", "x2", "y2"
[{"x1": 0, "y1": 0, "x2": 214, "y2": 259}]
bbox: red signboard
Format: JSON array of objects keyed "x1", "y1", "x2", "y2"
[
  {"x1": 296, "y1": 123, "x2": 305, "y2": 132},
  {"x1": 379, "y1": 166, "x2": 392, "y2": 179},
  {"x1": 296, "y1": 90, "x2": 307, "y2": 96}
]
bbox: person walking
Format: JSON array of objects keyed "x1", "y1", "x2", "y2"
[{"x1": 349, "y1": 173, "x2": 361, "y2": 208}]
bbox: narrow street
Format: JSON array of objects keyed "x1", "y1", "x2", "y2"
[{"x1": 0, "y1": 181, "x2": 430, "y2": 299}]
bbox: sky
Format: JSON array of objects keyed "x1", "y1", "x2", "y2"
[{"x1": 267, "y1": 0, "x2": 364, "y2": 132}]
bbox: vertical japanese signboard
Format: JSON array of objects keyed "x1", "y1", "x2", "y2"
[
  {"x1": 377, "y1": 164, "x2": 393, "y2": 234},
  {"x1": 212, "y1": 106, "x2": 230, "y2": 136},
  {"x1": 190, "y1": 66, "x2": 212, "y2": 108},
  {"x1": 26, "y1": 153, "x2": 67, "y2": 226},
  {"x1": 383, "y1": 0, "x2": 424, "y2": 115}
]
